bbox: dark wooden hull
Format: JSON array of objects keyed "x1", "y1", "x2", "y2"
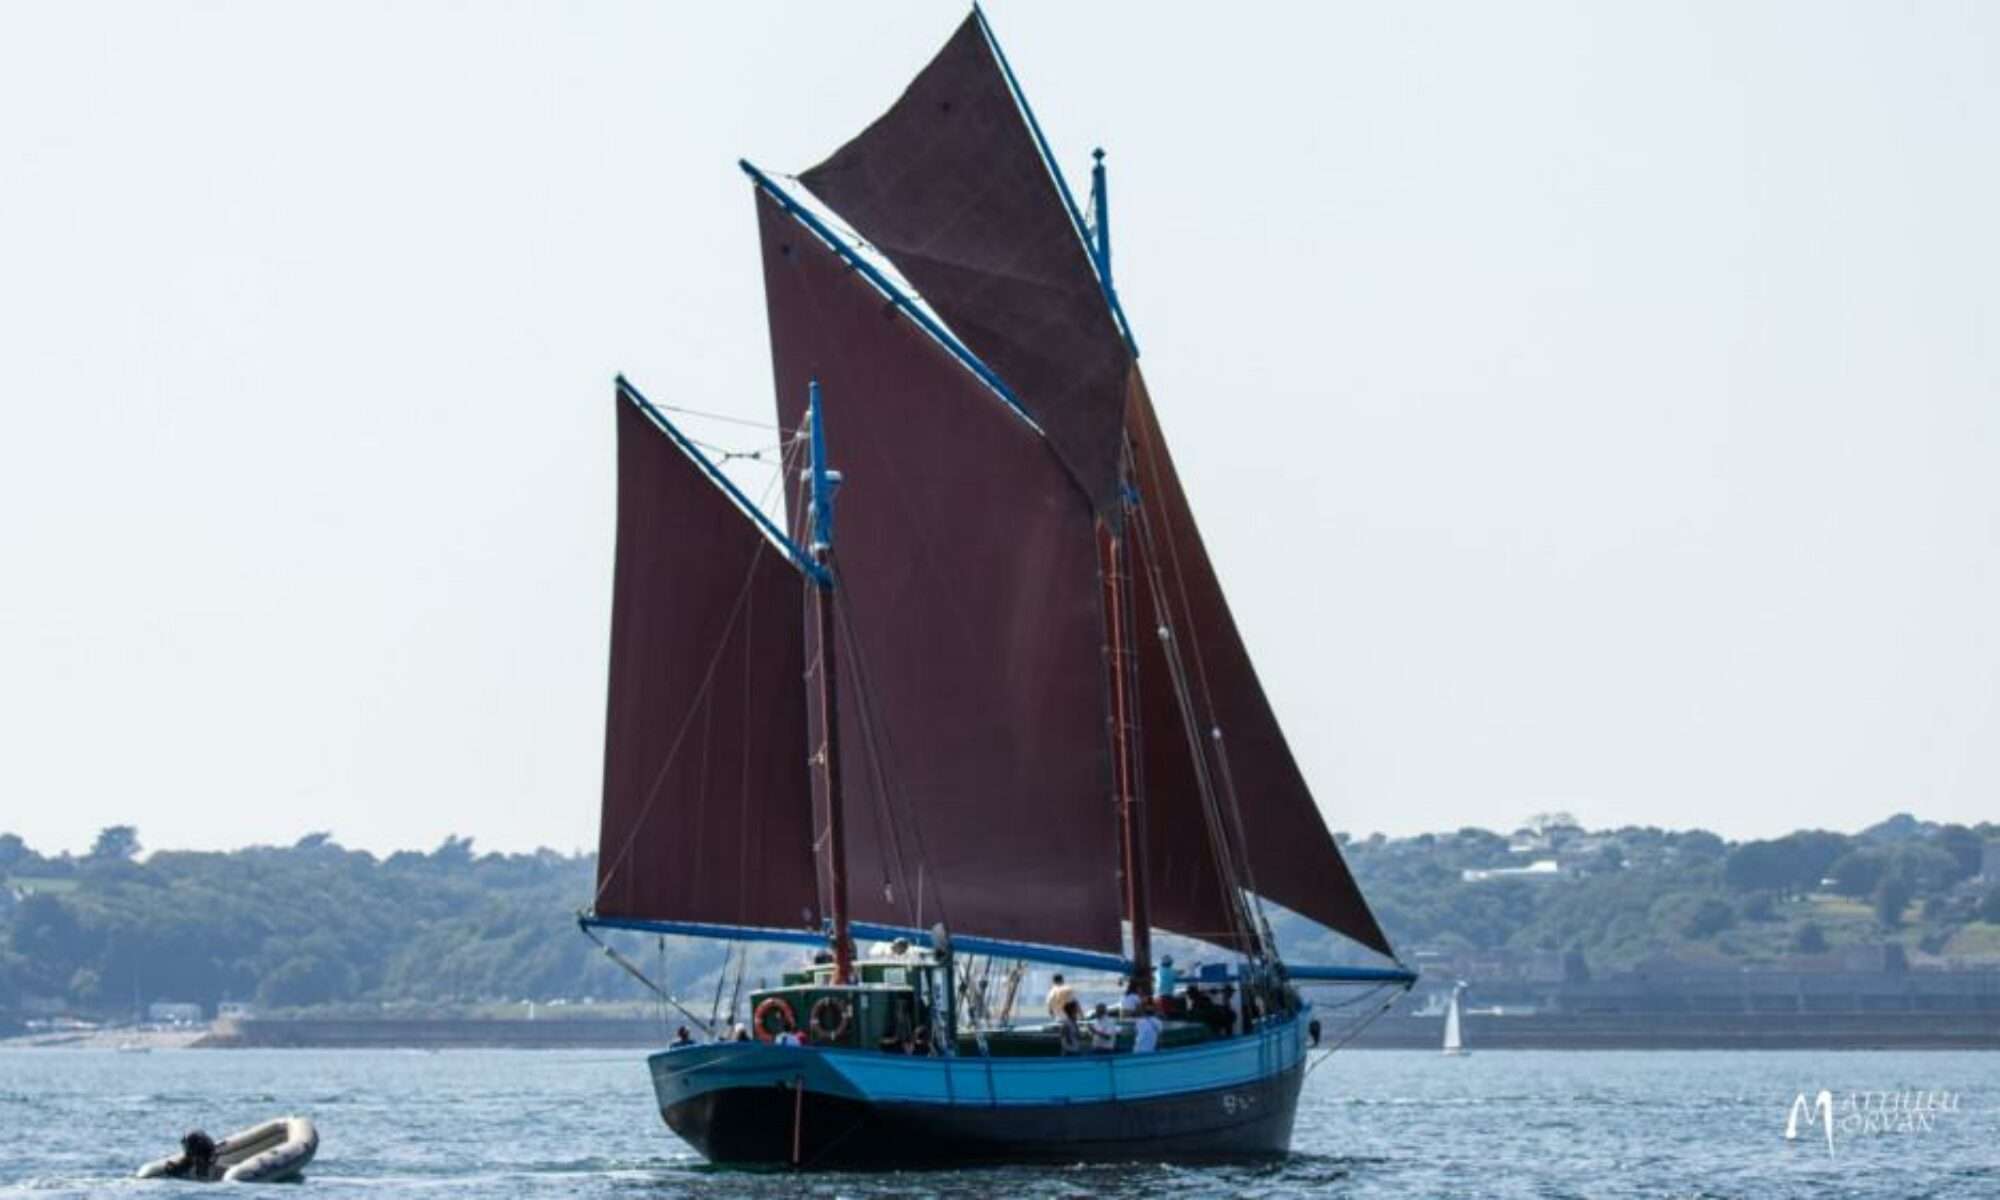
[{"x1": 661, "y1": 1057, "x2": 1302, "y2": 1168}]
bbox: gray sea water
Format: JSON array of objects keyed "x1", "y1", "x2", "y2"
[{"x1": 0, "y1": 1047, "x2": 1992, "y2": 1198}]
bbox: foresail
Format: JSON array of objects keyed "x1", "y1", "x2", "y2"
[
  {"x1": 754, "y1": 188, "x2": 1125, "y2": 957},
  {"x1": 595, "y1": 386, "x2": 819, "y2": 931},
  {"x1": 798, "y1": 11, "x2": 1130, "y2": 512},
  {"x1": 1126, "y1": 371, "x2": 1395, "y2": 959}
]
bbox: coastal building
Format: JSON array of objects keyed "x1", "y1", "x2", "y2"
[{"x1": 1462, "y1": 859, "x2": 1565, "y2": 883}]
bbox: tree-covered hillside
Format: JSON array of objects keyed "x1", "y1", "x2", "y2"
[
  {"x1": 1282, "y1": 814, "x2": 2000, "y2": 972},
  {"x1": 1, "y1": 830, "x2": 638, "y2": 1017},
  {"x1": 5, "y1": 814, "x2": 1998, "y2": 1022}
]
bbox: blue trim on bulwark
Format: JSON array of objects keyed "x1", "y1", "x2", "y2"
[{"x1": 651, "y1": 1009, "x2": 1309, "y2": 1110}]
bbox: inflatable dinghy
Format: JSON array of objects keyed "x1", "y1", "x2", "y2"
[{"x1": 136, "y1": 1117, "x2": 318, "y2": 1183}]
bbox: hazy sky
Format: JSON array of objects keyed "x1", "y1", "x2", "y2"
[{"x1": 3, "y1": 2, "x2": 1995, "y2": 856}]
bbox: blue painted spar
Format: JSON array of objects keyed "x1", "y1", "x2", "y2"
[
  {"x1": 580, "y1": 913, "x2": 1129, "y2": 975},
  {"x1": 581, "y1": 913, "x2": 1413, "y2": 985},
  {"x1": 1287, "y1": 963, "x2": 1420, "y2": 986},
  {"x1": 739, "y1": 160, "x2": 1035, "y2": 431},
  {"x1": 581, "y1": 913, "x2": 832, "y2": 949},
  {"x1": 614, "y1": 375, "x2": 829, "y2": 588}
]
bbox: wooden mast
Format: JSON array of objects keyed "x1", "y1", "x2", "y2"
[
  {"x1": 1094, "y1": 150, "x2": 1153, "y2": 994},
  {"x1": 1104, "y1": 516, "x2": 1152, "y2": 994},
  {"x1": 806, "y1": 378, "x2": 854, "y2": 987}
]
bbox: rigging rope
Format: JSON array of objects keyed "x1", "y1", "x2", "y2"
[
  {"x1": 651, "y1": 400, "x2": 781, "y2": 433},
  {"x1": 681, "y1": 434, "x2": 784, "y2": 468},
  {"x1": 1301, "y1": 983, "x2": 1405, "y2": 1082},
  {"x1": 578, "y1": 921, "x2": 717, "y2": 1037},
  {"x1": 1130, "y1": 484, "x2": 1264, "y2": 959},
  {"x1": 706, "y1": 942, "x2": 734, "y2": 1030},
  {"x1": 828, "y1": 564, "x2": 943, "y2": 933}
]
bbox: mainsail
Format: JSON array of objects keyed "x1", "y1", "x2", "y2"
[
  {"x1": 753, "y1": 189, "x2": 1125, "y2": 956},
  {"x1": 594, "y1": 386, "x2": 819, "y2": 931},
  {"x1": 790, "y1": 15, "x2": 1393, "y2": 960}
]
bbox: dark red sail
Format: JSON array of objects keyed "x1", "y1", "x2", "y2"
[
  {"x1": 1131, "y1": 514, "x2": 1251, "y2": 952},
  {"x1": 595, "y1": 387, "x2": 819, "y2": 931},
  {"x1": 1127, "y1": 371, "x2": 1394, "y2": 958},
  {"x1": 755, "y1": 188, "x2": 1124, "y2": 956},
  {"x1": 799, "y1": 11, "x2": 1130, "y2": 513}
]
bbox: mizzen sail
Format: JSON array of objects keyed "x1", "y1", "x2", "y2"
[{"x1": 594, "y1": 385, "x2": 819, "y2": 931}]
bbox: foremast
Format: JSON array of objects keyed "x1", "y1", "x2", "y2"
[{"x1": 804, "y1": 379, "x2": 855, "y2": 987}]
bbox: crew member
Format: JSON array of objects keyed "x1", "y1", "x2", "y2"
[
  {"x1": 1045, "y1": 973, "x2": 1077, "y2": 1020},
  {"x1": 1132, "y1": 1000, "x2": 1164, "y2": 1054},
  {"x1": 1057, "y1": 1000, "x2": 1086, "y2": 1055},
  {"x1": 1088, "y1": 1003, "x2": 1119, "y2": 1053}
]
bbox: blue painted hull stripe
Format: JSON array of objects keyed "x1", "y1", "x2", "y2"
[{"x1": 653, "y1": 1012, "x2": 1309, "y2": 1108}]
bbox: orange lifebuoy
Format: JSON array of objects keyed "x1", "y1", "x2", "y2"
[
  {"x1": 808, "y1": 996, "x2": 852, "y2": 1044},
  {"x1": 752, "y1": 996, "x2": 796, "y2": 1043}
]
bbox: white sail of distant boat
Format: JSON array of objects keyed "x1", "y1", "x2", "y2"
[{"x1": 1442, "y1": 982, "x2": 1468, "y2": 1056}]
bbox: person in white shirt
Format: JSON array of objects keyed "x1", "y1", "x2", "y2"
[
  {"x1": 1131, "y1": 1000, "x2": 1164, "y2": 1054},
  {"x1": 1088, "y1": 1003, "x2": 1119, "y2": 1053},
  {"x1": 1045, "y1": 973, "x2": 1077, "y2": 1020},
  {"x1": 1119, "y1": 980, "x2": 1142, "y2": 1016}
]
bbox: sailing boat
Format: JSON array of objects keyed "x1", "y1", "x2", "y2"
[
  {"x1": 581, "y1": 6, "x2": 1415, "y2": 1167},
  {"x1": 1443, "y1": 983, "x2": 1469, "y2": 1056}
]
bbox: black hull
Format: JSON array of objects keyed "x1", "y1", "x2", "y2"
[{"x1": 662, "y1": 1059, "x2": 1303, "y2": 1168}]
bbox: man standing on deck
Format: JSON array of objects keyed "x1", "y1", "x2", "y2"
[
  {"x1": 1132, "y1": 1000, "x2": 1164, "y2": 1054},
  {"x1": 1045, "y1": 973, "x2": 1076, "y2": 1020},
  {"x1": 1088, "y1": 1003, "x2": 1119, "y2": 1053}
]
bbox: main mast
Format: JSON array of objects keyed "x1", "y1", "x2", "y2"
[
  {"x1": 1104, "y1": 514, "x2": 1152, "y2": 991},
  {"x1": 1093, "y1": 150, "x2": 1154, "y2": 993},
  {"x1": 806, "y1": 379, "x2": 854, "y2": 986}
]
